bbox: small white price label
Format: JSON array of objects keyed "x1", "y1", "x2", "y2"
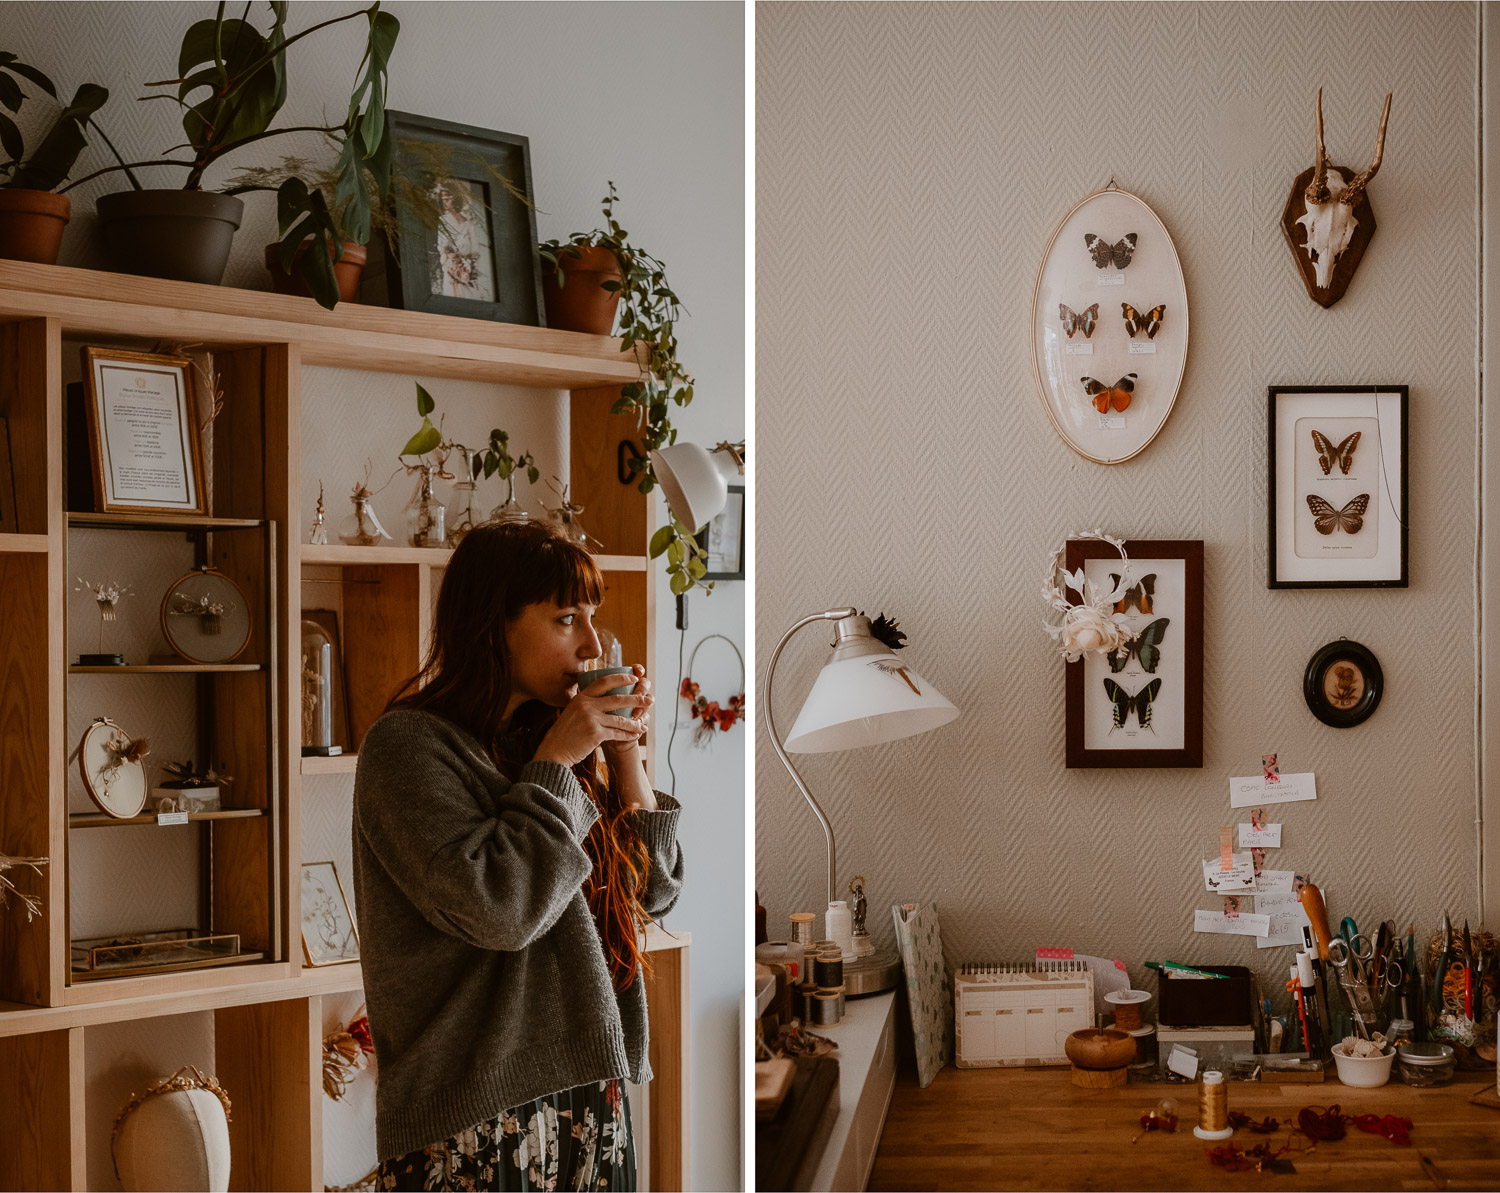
[
  {"x1": 1098, "y1": 414, "x2": 1126, "y2": 431},
  {"x1": 1096, "y1": 273, "x2": 1125, "y2": 287},
  {"x1": 1064, "y1": 343, "x2": 1094, "y2": 356},
  {"x1": 156, "y1": 811, "x2": 190, "y2": 826},
  {"x1": 1127, "y1": 341, "x2": 1158, "y2": 355}
]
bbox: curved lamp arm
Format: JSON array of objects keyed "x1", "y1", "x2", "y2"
[{"x1": 764, "y1": 607, "x2": 856, "y2": 909}]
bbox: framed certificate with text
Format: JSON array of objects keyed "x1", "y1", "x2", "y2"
[{"x1": 81, "y1": 347, "x2": 207, "y2": 515}]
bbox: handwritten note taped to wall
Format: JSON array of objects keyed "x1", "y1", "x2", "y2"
[
  {"x1": 1229, "y1": 772, "x2": 1316, "y2": 809},
  {"x1": 1194, "y1": 909, "x2": 1271, "y2": 938},
  {"x1": 1239, "y1": 822, "x2": 1282, "y2": 848},
  {"x1": 1253, "y1": 871, "x2": 1318, "y2": 950}
]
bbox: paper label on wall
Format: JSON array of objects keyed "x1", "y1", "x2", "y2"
[
  {"x1": 1064, "y1": 343, "x2": 1094, "y2": 356},
  {"x1": 1239, "y1": 822, "x2": 1282, "y2": 848},
  {"x1": 1098, "y1": 414, "x2": 1126, "y2": 430},
  {"x1": 1202, "y1": 852, "x2": 1258, "y2": 893},
  {"x1": 1253, "y1": 871, "x2": 1319, "y2": 949},
  {"x1": 1126, "y1": 341, "x2": 1157, "y2": 355},
  {"x1": 1096, "y1": 272, "x2": 1126, "y2": 287},
  {"x1": 1194, "y1": 909, "x2": 1271, "y2": 938},
  {"x1": 1230, "y1": 772, "x2": 1317, "y2": 808}
]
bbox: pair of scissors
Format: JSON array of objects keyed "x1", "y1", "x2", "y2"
[{"x1": 1328, "y1": 932, "x2": 1380, "y2": 1035}]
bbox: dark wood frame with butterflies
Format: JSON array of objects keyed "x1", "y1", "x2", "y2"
[
  {"x1": 1267, "y1": 386, "x2": 1408, "y2": 589},
  {"x1": 1064, "y1": 538, "x2": 1204, "y2": 769}
]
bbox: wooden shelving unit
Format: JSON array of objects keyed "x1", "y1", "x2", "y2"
[{"x1": 0, "y1": 260, "x2": 688, "y2": 1192}]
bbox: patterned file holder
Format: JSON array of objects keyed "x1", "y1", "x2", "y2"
[{"x1": 891, "y1": 901, "x2": 954, "y2": 1088}]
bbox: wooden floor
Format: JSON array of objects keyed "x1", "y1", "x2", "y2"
[{"x1": 868, "y1": 1066, "x2": 1500, "y2": 1191}]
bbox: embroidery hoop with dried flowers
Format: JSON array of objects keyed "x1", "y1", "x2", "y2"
[
  {"x1": 679, "y1": 634, "x2": 745, "y2": 745},
  {"x1": 1041, "y1": 530, "x2": 1140, "y2": 664}
]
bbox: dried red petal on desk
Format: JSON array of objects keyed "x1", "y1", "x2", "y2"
[
  {"x1": 1351, "y1": 1113, "x2": 1413, "y2": 1146},
  {"x1": 1297, "y1": 1105, "x2": 1348, "y2": 1141}
]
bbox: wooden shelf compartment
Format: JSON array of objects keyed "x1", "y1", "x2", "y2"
[
  {"x1": 0, "y1": 259, "x2": 644, "y2": 388},
  {"x1": 0, "y1": 1027, "x2": 85, "y2": 1192},
  {"x1": 68, "y1": 808, "x2": 269, "y2": 829}
]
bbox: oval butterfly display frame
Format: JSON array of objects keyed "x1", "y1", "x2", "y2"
[{"x1": 1030, "y1": 186, "x2": 1190, "y2": 465}]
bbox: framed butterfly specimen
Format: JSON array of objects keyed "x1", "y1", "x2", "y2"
[
  {"x1": 1064, "y1": 538, "x2": 1203, "y2": 768},
  {"x1": 1303, "y1": 639, "x2": 1383, "y2": 728},
  {"x1": 1031, "y1": 185, "x2": 1189, "y2": 465},
  {"x1": 1268, "y1": 386, "x2": 1407, "y2": 588}
]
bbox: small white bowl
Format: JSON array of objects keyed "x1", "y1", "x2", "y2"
[{"x1": 1331, "y1": 1043, "x2": 1395, "y2": 1087}]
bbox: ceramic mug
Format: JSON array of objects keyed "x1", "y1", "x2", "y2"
[{"x1": 574, "y1": 665, "x2": 638, "y2": 717}]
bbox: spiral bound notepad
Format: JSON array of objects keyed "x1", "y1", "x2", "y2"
[{"x1": 954, "y1": 962, "x2": 1095, "y2": 1068}]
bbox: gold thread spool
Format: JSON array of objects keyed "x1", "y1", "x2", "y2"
[
  {"x1": 1113, "y1": 1001, "x2": 1143, "y2": 1031},
  {"x1": 1193, "y1": 1071, "x2": 1233, "y2": 1140}
]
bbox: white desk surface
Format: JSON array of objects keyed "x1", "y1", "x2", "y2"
[{"x1": 798, "y1": 990, "x2": 897, "y2": 1192}]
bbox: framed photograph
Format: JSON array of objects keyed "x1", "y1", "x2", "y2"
[
  {"x1": 300, "y1": 860, "x2": 359, "y2": 966},
  {"x1": 1268, "y1": 386, "x2": 1408, "y2": 588},
  {"x1": 1303, "y1": 639, "x2": 1384, "y2": 728},
  {"x1": 1065, "y1": 538, "x2": 1203, "y2": 768},
  {"x1": 1030, "y1": 186, "x2": 1190, "y2": 465},
  {"x1": 379, "y1": 110, "x2": 544, "y2": 326},
  {"x1": 79, "y1": 347, "x2": 206, "y2": 515},
  {"x1": 696, "y1": 484, "x2": 745, "y2": 580}
]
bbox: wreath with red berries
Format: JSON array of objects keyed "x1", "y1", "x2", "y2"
[{"x1": 679, "y1": 634, "x2": 746, "y2": 745}]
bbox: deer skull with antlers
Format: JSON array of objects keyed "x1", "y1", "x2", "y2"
[{"x1": 1281, "y1": 89, "x2": 1392, "y2": 307}]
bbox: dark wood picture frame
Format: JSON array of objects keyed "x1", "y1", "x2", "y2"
[
  {"x1": 376, "y1": 110, "x2": 544, "y2": 326},
  {"x1": 1303, "y1": 639, "x2": 1383, "y2": 728},
  {"x1": 79, "y1": 347, "x2": 207, "y2": 516},
  {"x1": 1064, "y1": 538, "x2": 1203, "y2": 768},
  {"x1": 695, "y1": 484, "x2": 745, "y2": 581},
  {"x1": 1268, "y1": 385, "x2": 1408, "y2": 589}
]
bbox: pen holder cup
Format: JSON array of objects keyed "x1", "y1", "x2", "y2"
[{"x1": 1156, "y1": 965, "x2": 1256, "y2": 1028}]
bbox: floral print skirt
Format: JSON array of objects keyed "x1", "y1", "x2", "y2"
[{"x1": 376, "y1": 1079, "x2": 635, "y2": 1192}]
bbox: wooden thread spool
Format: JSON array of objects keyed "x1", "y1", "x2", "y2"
[
  {"x1": 1193, "y1": 1071, "x2": 1233, "y2": 1140},
  {"x1": 1113, "y1": 1002, "x2": 1143, "y2": 1031}
]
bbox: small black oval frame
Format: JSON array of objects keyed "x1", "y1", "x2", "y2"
[{"x1": 1303, "y1": 639, "x2": 1383, "y2": 728}]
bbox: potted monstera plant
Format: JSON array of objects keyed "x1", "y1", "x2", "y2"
[
  {"x1": 0, "y1": 54, "x2": 108, "y2": 264},
  {"x1": 67, "y1": 1, "x2": 397, "y2": 306}
]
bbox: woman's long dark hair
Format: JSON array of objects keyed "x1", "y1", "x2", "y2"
[{"x1": 385, "y1": 520, "x2": 651, "y2": 990}]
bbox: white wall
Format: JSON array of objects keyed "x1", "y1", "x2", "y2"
[
  {"x1": 756, "y1": 0, "x2": 1480, "y2": 1004},
  {"x1": 9, "y1": 3, "x2": 744, "y2": 1188}
]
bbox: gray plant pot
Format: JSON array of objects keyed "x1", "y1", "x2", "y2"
[{"x1": 95, "y1": 190, "x2": 244, "y2": 285}]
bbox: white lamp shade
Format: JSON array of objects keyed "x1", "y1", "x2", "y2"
[
  {"x1": 784, "y1": 652, "x2": 958, "y2": 753},
  {"x1": 650, "y1": 442, "x2": 740, "y2": 532}
]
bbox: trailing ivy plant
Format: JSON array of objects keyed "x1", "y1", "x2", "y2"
[
  {"x1": 60, "y1": 2, "x2": 399, "y2": 310},
  {"x1": 0, "y1": 54, "x2": 109, "y2": 191},
  {"x1": 540, "y1": 182, "x2": 710, "y2": 594}
]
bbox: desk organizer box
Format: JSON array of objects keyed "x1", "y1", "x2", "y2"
[{"x1": 954, "y1": 962, "x2": 1095, "y2": 1067}]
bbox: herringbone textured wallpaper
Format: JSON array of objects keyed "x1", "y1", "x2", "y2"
[{"x1": 756, "y1": 2, "x2": 1480, "y2": 990}]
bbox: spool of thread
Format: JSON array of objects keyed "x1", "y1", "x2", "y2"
[
  {"x1": 1193, "y1": 1071, "x2": 1233, "y2": 1140},
  {"x1": 814, "y1": 953, "x2": 844, "y2": 988},
  {"x1": 790, "y1": 912, "x2": 816, "y2": 948},
  {"x1": 826, "y1": 901, "x2": 855, "y2": 960},
  {"x1": 798, "y1": 983, "x2": 817, "y2": 1022},
  {"x1": 811, "y1": 992, "x2": 840, "y2": 1025},
  {"x1": 828, "y1": 982, "x2": 846, "y2": 1019}
]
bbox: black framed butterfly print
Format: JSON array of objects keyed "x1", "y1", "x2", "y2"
[
  {"x1": 1064, "y1": 538, "x2": 1204, "y2": 768},
  {"x1": 1268, "y1": 386, "x2": 1408, "y2": 588},
  {"x1": 1031, "y1": 186, "x2": 1189, "y2": 465}
]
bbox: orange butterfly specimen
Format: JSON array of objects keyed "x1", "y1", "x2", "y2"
[
  {"x1": 1121, "y1": 302, "x2": 1166, "y2": 339},
  {"x1": 1311, "y1": 430, "x2": 1360, "y2": 475},
  {"x1": 1082, "y1": 373, "x2": 1137, "y2": 413},
  {"x1": 1306, "y1": 492, "x2": 1369, "y2": 535}
]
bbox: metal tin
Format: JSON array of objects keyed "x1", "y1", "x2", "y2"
[{"x1": 1396, "y1": 1042, "x2": 1456, "y2": 1086}]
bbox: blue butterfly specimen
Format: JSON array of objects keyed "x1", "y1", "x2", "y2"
[
  {"x1": 1103, "y1": 677, "x2": 1162, "y2": 731},
  {"x1": 1108, "y1": 618, "x2": 1170, "y2": 674}
]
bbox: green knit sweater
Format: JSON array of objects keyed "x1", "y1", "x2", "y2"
[{"x1": 351, "y1": 708, "x2": 684, "y2": 1161}]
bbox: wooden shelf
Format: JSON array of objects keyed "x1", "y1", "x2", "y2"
[
  {"x1": 301, "y1": 754, "x2": 358, "y2": 775},
  {"x1": 300, "y1": 543, "x2": 649, "y2": 570},
  {"x1": 67, "y1": 511, "x2": 267, "y2": 531},
  {"x1": 0, "y1": 258, "x2": 643, "y2": 387},
  {"x1": 69, "y1": 808, "x2": 268, "y2": 829},
  {"x1": 0, "y1": 533, "x2": 48, "y2": 553},
  {"x1": 68, "y1": 663, "x2": 263, "y2": 673}
]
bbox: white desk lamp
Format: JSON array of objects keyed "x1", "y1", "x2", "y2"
[
  {"x1": 649, "y1": 440, "x2": 743, "y2": 530},
  {"x1": 765, "y1": 609, "x2": 958, "y2": 994}
]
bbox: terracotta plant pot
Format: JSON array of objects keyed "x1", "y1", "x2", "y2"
[
  {"x1": 95, "y1": 189, "x2": 244, "y2": 286},
  {"x1": 541, "y1": 244, "x2": 622, "y2": 334},
  {"x1": 0, "y1": 189, "x2": 71, "y2": 264},
  {"x1": 1064, "y1": 1028, "x2": 1137, "y2": 1070},
  {"x1": 264, "y1": 240, "x2": 367, "y2": 304}
]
